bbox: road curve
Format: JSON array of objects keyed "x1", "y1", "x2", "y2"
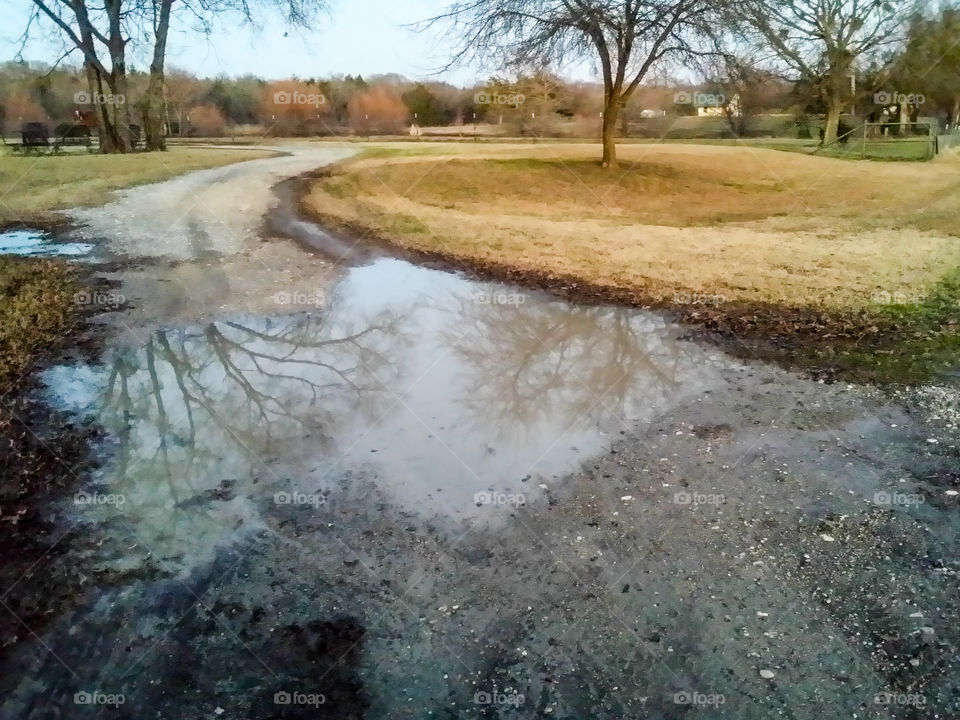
[{"x1": 69, "y1": 145, "x2": 355, "y2": 260}]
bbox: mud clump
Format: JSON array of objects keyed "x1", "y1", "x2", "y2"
[{"x1": 251, "y1": 619, "x2": 368, "y2": 719}]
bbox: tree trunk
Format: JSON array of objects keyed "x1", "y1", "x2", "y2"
[
  {"x1": 105, "y1": 0, "x2": 133, "y2": 152},
  {"x1": 85, "y1": 64, "x2": 120, "y2": 152},
  {"x1": 822, "y1": 100, "x2": 842, "y2": 146},
  {"x1": 68, "y1": 0, "x2": 123, "y2": 153},
  {"x1": 144, "y1": 75, "x2": 166, "y2": 150},
  {"x1": 601, "y1": 101, "x2": 619, "y2": 168},
  {"x1": 107, "y1": 73, "x2": 133, "y2": 151},
  {"x1": 144, "y1": 0, "x2": 173, "y2": 151}
]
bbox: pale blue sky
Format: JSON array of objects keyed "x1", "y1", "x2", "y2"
[{"x1": 2, "y1": 0, "x2": 596, "y2": 84}]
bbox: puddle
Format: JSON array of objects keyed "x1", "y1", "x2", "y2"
[
  {"x1": 44, "y1": 257, "x2": 734, "y2": 572},
  {"x1": 265, "y1": 178, "x2": 374, "y2": 264},
  {"x1": 0, "y1": 228, "x2": 94, "y2": 258}
]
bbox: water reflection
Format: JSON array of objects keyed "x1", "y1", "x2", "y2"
[
  {"x1": 102, "y1": 315, "x2": 400, "y2": 458},
  {"x1": 443, "y1": 294, "x2": 688, "y2": 437},
  {"x1": 54, "y1": 308, "x2": 404, "y2": 569}
]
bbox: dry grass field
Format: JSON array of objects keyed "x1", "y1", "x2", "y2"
[{"x1": 306, "y1": 142, "x2": 960, "y2": 312}]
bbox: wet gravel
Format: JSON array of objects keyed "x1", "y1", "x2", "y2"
[{"x1": 4, "y1": 357, "x2": 958, "y2": 719}]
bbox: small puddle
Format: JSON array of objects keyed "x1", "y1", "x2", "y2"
[
  {"x1": 265, "y1": 178, "x2": 374, "y2": 264},
  {"x1": 0, "y1": 228, "x2": 93, "y2": 258}
]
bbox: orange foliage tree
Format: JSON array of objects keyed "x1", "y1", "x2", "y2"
[
  {"x1": 348, "y1": 87, "x2": 408, "y2": 135},
  {"x1": 187, "y1": 104, "x2": 227, "y2": 137},
  {"x1": 260, "y1": 81, "x2": 330, "y2": 136}
]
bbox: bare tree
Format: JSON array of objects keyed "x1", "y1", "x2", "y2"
[
  {"x1": 97, "y1": 312, "x2": 404, "y2": 517},
  {"x1": 736, "y1": 0, "x2": 912, "y2": 145},
  {"x1": 441, "y1": 296, "x2": 686, "y2": 433},
  {"x1": 22, "y1": 0, "x2": 331, "y2": 152},
  {"x1": 426, "y1": 0, "x2": 721, "y2": 168}
]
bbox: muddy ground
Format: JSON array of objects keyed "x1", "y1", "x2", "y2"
[{"x1": 3, "y1": 358, "x2": 959, "y2": 719}]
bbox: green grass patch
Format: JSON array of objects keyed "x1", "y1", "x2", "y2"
[
  {"x1": 808, "y1": 268, "x2": 960, "y2": 384},
  {"x1": 879, "y1": 268, "x2": 960, "y2": 327},
  {"x1": 812, "y1": 139, "x2": 935, "y2": 162}
]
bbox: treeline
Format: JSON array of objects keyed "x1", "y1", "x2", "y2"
[
  {"x1": 3, "y1": 4, "x2": 960, "y2": 141},
  {"x1": 0, "y1": 63, "x2": 800, "y2": 139}
]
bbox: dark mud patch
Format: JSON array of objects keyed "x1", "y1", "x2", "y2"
[
  {"x1": 296, "y1": 169, "x2": 960, "y2": 387},
  {"x1": 0, "y1": 391, "x2": 103, "y2": 680},
  {"x1": 0, "y1": 218, "x2": 76, "y2": 237}
]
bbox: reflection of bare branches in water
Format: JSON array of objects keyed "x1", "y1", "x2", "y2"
[
  {"x1": 97, "y1": 310, "x2": 405, "y2": 497},
  {"x1": 442, "y1": 295, "x2": 689, "y2": 435}
]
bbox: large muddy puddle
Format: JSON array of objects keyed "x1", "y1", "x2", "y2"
[{"x1": 43, "y1": 257, "x2": 731, "y2": 573}]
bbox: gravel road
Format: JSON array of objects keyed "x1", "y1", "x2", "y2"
[{"x1": 69, "y1": 145, "x2": 354, "y2": 260}]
